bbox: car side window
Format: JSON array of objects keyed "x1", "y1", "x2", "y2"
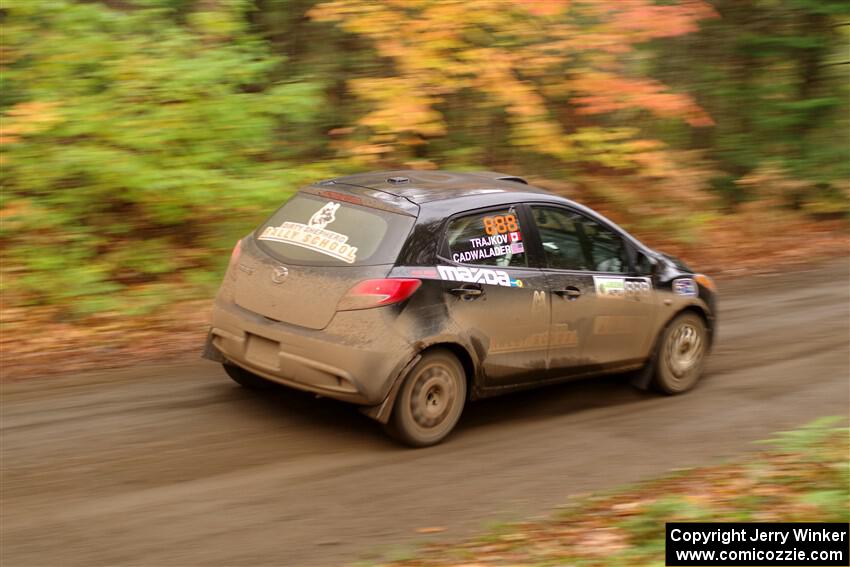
[
  {"x1": 581, "y1": 217, "x2": 628, "y2": 273},
  {"x1": 445, "y1": 207, "x2": 527, "y2": 268},
  {"x1": 531, "y1": 206, "x2": 628, "y2": 273},
  {"x1": 531, "y1": 207, "x2": 589, "y2": 270}
]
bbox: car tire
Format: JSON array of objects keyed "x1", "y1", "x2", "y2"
[
  {"x1": 385, "y1": 350, "x2": 467, "y2": 447},
  {"x1": 223, "y1": 362, "x2": 272, "y2": 390},
  {"x1": 653, "y1": 311, "x2": 708, "y2": 394}
]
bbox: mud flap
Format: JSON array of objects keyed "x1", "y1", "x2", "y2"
[
  {"x1": 359, "y1": 354, "x2": 422, "y2": 424},
  {"x1": 201, "y1": 330, "x2": 225, "y2": 363},
  {"x1": 629, "y1": 358, "x2": 655, "y2": 390}
]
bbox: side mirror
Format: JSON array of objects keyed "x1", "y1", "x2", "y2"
[{"x1": 634, "y1": 251, "x2": 658, "y2": 277}]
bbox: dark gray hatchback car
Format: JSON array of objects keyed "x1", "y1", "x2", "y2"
[{"x1": 204, "y1": 170, "x2": 717, "y2": 446}]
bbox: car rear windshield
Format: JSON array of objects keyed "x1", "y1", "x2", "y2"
[{"x1": 255, "y1": 193, "x2": 416, "y2": 266}]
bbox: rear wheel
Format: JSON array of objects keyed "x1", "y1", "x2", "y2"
[
  {"x1": 385, "y1": 350, "x2": 467, "y2": 447},
  {"x1": 223, "y1": 362, "x2": 272, "y2": 390},
  {"x1": 653, "y1": 312, "x2": 708, "y2": 394}
]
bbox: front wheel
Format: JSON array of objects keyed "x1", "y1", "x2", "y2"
[
  {"x1": 385, "y1": 350, "x2": 467, "y2": 447},
  {"x1": 653, "y1": 312, "x2": 708, "y2": 394}
]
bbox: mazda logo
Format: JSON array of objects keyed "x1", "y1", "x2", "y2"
[{"x1": 271, "y1": 266, "x2": 289, "y2": 284}]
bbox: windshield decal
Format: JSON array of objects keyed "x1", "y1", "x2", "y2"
[{"x1": 258, "y1": 201, "x2": 358, "y2": 264}]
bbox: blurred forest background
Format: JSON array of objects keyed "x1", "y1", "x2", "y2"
[{"x1": 2, "y1": 0, "x2": 848, "y2": 324}]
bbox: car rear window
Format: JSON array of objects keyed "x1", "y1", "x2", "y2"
[{"x1": 255, "y1": 194, "x2": 415, "y2": 266}]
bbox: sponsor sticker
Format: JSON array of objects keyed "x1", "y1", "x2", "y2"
[
  {"x1": 595, "y1": 276, "x2": 625, "y2": 297},
  {"x1": 593, "y1": 315, "x2": 642, "y2": 335},
  {"x1": 594, "y1": 276, "x2": 652, "y2": 299},
  {"x1": 437, "y1": 265, "x2": 524, "y2": 287},
  {"x1": 673, "y1": 278, "x2": 698, "y2": 297},
  {"x1": 258, "y1": 202, "x2": 358, "y2": 264},
  {"x1": 491, "y1": 328, "x2": 577, "y2": 353}
]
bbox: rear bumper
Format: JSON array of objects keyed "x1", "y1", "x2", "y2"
[{"x1": 207, "y1": 297, "x2": 415, "y2": 405}]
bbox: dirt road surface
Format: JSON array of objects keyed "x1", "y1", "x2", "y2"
[{"x1": 3, "y1": 260, "x2": 848, "y2": 566}]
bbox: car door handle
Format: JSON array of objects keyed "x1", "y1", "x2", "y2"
[
  {"x1": 449, "y1": 285, "x2": 483, "y2": 298},
  {"x1": 554, "y1": 286, "x2": 582, "y2": 300}
]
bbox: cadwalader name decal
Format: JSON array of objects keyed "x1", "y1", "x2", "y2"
[{"x1": 258, "y1": 201, "x2": 358, "y2": 264}]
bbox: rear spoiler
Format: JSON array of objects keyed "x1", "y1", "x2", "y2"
[
  {"x1": 464, "y1": 171, "x2": 529, "y2": 185},
  {"x1": 302, "y1": 182, "x2": 420, "y2": 217}
]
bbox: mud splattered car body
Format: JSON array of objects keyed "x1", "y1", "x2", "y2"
[{"x1": 204, "y1": 170, "x2": 717, "y2": 446}]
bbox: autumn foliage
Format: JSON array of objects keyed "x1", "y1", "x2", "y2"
[
  {"x1": 310, "y1": 0, "x2": 715, "y2": 166},
  {"x1": 1, "y1": 0, "x2": 847, "y2": 319}
]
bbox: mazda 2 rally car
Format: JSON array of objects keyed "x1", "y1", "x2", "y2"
[{"x1": 204, "y1": 170, "x2": 717, "y2": 446}]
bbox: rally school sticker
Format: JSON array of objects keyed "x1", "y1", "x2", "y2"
[{"x1": 258, "y1": 202, "x2": 358, "y2": 264}]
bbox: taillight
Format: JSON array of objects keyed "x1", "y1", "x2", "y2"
[
  {"x1": 228, "y1": 240, "x2": 242, "y2": 272},
  {"x1": 337, "y1": 278, "x2": 421, "y2": 311}
]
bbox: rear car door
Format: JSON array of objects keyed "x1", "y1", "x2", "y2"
[
  {"x1": 437, "y1": 205, "x2": 550, "y2": 387},
  {"x1": 529, "y1": 205, "x2": 656, "y2": 374}
]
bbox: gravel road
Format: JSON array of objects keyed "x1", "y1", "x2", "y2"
[{"x1": 2, "y1": 260, "x2": 848, "y2": 566}]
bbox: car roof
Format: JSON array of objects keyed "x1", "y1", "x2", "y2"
[
  {"x1": 320, "y1": 170, "x2": 553, "y2": 204},
  {"x1": 306, "y1": 170, "x2": 649, "y2": 252}
]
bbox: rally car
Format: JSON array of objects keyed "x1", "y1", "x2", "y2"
[{"x1": 203, "y1": 170, "x2": 717, "y2": 447}]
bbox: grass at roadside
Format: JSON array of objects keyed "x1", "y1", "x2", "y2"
[{"x1": 365, "y1": 418, "x2": 849, "y2": 567}]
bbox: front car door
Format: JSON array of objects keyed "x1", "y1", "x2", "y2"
[
  {"x1": 437, "y1": 204, "x2": 550, "y2": 388},
  {"x1": 529, "y1": 205, "x2": 657, "y2": 376}
]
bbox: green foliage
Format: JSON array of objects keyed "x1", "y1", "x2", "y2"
[
  {"x1": 618, "y1": 496, "x2": 714, "y2": 542},
  {"x1": 1, "y1": 0, "x2": 333, "y2": 315},
  {"x1": 650, "y1": 0, "x2": 850, "y2": 204},
  {"x1": 798, "y1": 490, "x2": 849, "y2": 522},
  {"x1": 758, "y1": 416, "x2": 847, "y2": 456}
]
